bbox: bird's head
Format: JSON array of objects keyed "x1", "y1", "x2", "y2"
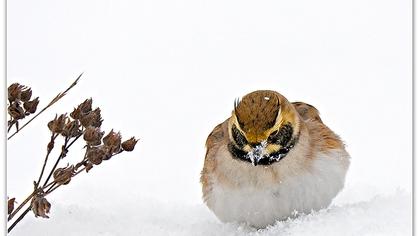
[{"x1": 227, "y1": 90, "x2": 300, "y2": 166}]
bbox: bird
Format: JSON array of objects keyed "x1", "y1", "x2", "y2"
[{"x1": 200, "y1": 90, "x2": 350, "y2": 228}]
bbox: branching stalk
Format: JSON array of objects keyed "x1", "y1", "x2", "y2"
[{"x1": 35, "y1": 133, "x2": 59, "y2": 189}]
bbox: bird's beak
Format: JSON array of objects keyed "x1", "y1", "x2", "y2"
[{"x1": 247, "y1": 141, "x2": 267, "y2": 166}]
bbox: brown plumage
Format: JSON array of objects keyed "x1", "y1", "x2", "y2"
[
  {"x1": 234, "y1": 91, "x2": 280, "y2": 136},
  {"x1": 292, "y1": 101, "x2": 322, "y2": 122},
  {"x1": 201, "y1": 90, "x2": 350, "y2": 228}
]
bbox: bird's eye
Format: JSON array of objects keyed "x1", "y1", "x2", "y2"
[
  {"x1": 231, "y1": 125, "x2": 247, "y2": 148},
  {"x1": 268, "y1": 123, "x2": 294, "y2": 146},
  {"x1": 268, "y1": 130, "x2": 279, "y2": 143}
]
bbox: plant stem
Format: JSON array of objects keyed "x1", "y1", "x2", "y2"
[
  {"x1": 42, "y1": 133, "x2": 82, "y2": 187},
  {"x1": 7, "y1": 191, "x2": 36, "y2": 221},
  {"x1": 74, "y1": 166, "x2": 87, "y2": 176},
  {"x1": 67, "y1": 133, "x2": 83, "y2": 149},
  {"x1": 45, "y1": 182, "x2": 57, "y2": 194},
  {"x1": 8, "y1": 206, "x2": 31, "y2": 233},
  {"x1": 35, "y1": 133, "x2": 58, "y2": 188},
  {"x1": 46, "y1": 184, "x2": 61, "y2": 195},
  {"x1": 42, "y1": 137, "x2": 69, "y2": 187}
]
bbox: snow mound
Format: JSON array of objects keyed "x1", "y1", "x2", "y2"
[{"x1": 11, "y1": 190, "x2": 410, "y2": 236}]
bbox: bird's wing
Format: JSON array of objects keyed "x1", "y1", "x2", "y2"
[
  {"x1": 292, "y1": 102, "x2": 323, "y2": 123},
  {"x1": 205, "y1": 122, "x2": 225, "y2": 152},
  {"x1": 293, "y1": 102, "x2": 347, "y2": 152},
  {"x1": 201, "y1": 119, "x2": 228, "y2": 201}
]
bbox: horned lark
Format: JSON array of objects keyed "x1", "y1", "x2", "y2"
[{"x1": 201, "y1": 90, "x2": 350, "y2": 228}]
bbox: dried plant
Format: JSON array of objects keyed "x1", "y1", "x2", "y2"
[
  {"x1": 7, "y1": 83, "x2": 39, "y2": 132},
  {"x1": 7, "y1": 78, "x2": 138, "y2": 233},
  {"x1": 7, "y1": 73, "x2": 83, "y2": 140}
]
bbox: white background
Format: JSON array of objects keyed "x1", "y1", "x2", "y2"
[{"x1": 6, "y1": 0, "x2": 412, "y2": 235}]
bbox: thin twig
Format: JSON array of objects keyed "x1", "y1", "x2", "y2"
[
  {"x1": 7, "y1": 191, "x2": 36, "y2": 221},
  {"x1": 42, "y1": 137, "x2": 70, "y2": 187},
  {"x1": 8, "y1": 206, "x2": 31, "y2": 233},
  {"x1": 42, "y1": 181, "x2": 56, "y2": 190},
  {"x1": 46, "y1": 184, "x2": 61, "y2": 195},
  {"x1": 7, "y1": 73, "x2": 83, "y2": 140},
  {"x1": 67, "y1": 132, "x2": 83, "y2": 150},
  {"x1": 42, "y1": 133, "x2": 82, "y2": 187},
  {"x1": 35, "y1": 133, "x2": 59, "y2": 188},
  {"x1": 45, "y1": 182, "x2": 57, "y2": 194},
  {"x1": 74, "y1": 166, "x2": 87, "y2": 176}
]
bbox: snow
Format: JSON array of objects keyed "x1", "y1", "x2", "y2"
[
  {"x1": 7, "y1": 0, "x2": 411, "y2": 235},
  {"x1": 246, "y1": 141, "x2": 267, "y2": 165},
  {"x1": 11, "y1": 189, "x2": 411, "y2": 236}
]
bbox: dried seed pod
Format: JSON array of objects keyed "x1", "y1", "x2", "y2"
[
  {"x1": 23, "y1": 97, "x2": 40, "y2": 114},
  {"x1": 101, "y1": 145, "x2": 113, "y2": 160},
  {"x1": 70, "y1": 107, "x2": 81, "y2": 120},
  {"x1": 31, "y1": 194, "x2": 51, "y2": 218},
  {"x1": 91, "y1": 108, "x2": 103, "y2": 128},
  {"x1": 53, "y1": 165, "x2": 75, "y2": 185},
  {"x1": 70, "y1": 99, "x2": 92, "y2": 120},
  {"x1": 84, "y1": 126, "x2": 104, "y2": 146},
  {"x1": 8, "y1": 83, "x2": 23, "y2": 102},
  {"x1": 122, "y1": 137, "x2": 138, "y2": 152},
  {"x1": 80, "y1": 98, "x2": 93, "y2": 114},
  {"x1": 20, "y1": 88, "x2": 32, "y2": 102},
  {"x1": 61, "y1": 119, "x2": 81, "y2": 138},
  {"x1": 86, "y1": 146, "x2": 106, "y2": 165},
  {"x1": 80, "y1": 108, "x2": 103, "y2": 128},
  {"x1": 8, "y1": 198, "x2": 16, "y2": 215},
  {"x1": 8, "y1": 102, "x2": 25, "y2": 120},
  {"x1": 103, "y1": 130, "x2": 122, "y2": 154},
  {"x1": 48, "y1": 114, "x2": 67, "y2": 133},
  {"x1": 80, "y1": 111, "x2": 95, "y2": 127}
]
